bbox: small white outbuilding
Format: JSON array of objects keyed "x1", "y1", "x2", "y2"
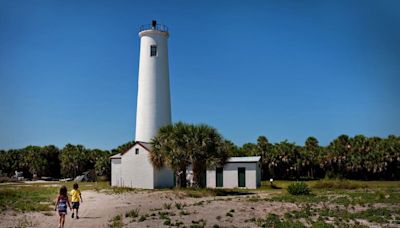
[
  {"x1": 206, "y1": 156, "x2": 261, "y2": 189},
  {"x1": 110, "y1": 141, "x2": 174, "y2": 189}
]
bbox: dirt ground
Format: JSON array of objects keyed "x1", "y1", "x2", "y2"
[
  {"x1": 0, "y1": 190, "x2": 301, "y2": 228},
  {"x1": 1, "y1": 188, "x2": 396, "y2": 228}
]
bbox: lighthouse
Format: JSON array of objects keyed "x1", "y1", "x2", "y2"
[
  {"x1": 110, "y1": 21, "x2": 174, "y2": 189},
  {"x1": 135, "y1": 20, "x2": 171, "y2": 142},
  {"x1": 110, "y1": 21, "x2": 261, "y2": 189}
]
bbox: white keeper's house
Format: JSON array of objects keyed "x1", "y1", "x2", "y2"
[{"x1": 111, "y1": 21, "x2": 261, "y2": 189}]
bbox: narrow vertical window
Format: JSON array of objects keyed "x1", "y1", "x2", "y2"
[
  {"x1": 135, "y1": 148, "x2": 139, "y2": 155},
  {"x1": 216, "y1": 167, "x2": 223, "y2": 187},
  {"x1": 150, "y1": 45, "x2": 157, "y2": 57},
  {"x1": 238, "y1": 167, "x2": 246, "y2": 187}
]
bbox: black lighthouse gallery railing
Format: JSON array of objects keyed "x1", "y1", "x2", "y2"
[{"x1": 139, "y1": 20, "x2": 168, "y2": 33}]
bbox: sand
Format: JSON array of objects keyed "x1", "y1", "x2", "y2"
[
  {"x1": 0, "y1": 190, "x2": 301, "y2": 228},
  {"x1": 0, "y1": 189, "x2": 389, "y2": 228}
]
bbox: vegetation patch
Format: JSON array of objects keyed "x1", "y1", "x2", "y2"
[
  {"x1": 0, "y1": 186, "x2": 55, "y2": 212},
  {"x1": 108, "y1": 214, "x2": 123, "y2": 228},
  {"x1": 163, "y1": 202, "x2": 172, "y2": 209},
  {"x1": 125, "y1": 208, "x2": 139, "y2": 218},
  {"x1": 191, "y1": 218, "x2": 207, "y2": 228},
  {"x1": 255, "y1": 213, "x2": 306, "y2": 228},
  {"x1": 175, "y1": 202, "x2": 184, "y2": 209},
  {"x1": 287, "y1": 182, "x2": 311, "y2": 195},
  {"x1": 313, "y1": 180, "x2": 367, "y2": 190}
]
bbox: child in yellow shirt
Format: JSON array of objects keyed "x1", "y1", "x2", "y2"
[{"x1": 70, "y1": 183, "x2": 83, "y2": 219}]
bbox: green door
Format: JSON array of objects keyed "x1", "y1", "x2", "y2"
[
  {"x1": 238, "y1": 167, "x2": 246, "y2": 187},
  {"x1": 216, "y1": 168, "x2": 223, "y2": 187}
]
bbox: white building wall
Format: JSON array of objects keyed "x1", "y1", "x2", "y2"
[
  {"x1": 121, "y1": 145, "x2": 154, "y2": 189},
  {"x1": 206, "y1": 169, "x2": 216, "y2": 188},
  {"x1": 207, "y1": 162, "x2": 260, "y2": 189},
  {"x1": 111, "y1": 159, "x2": 122, "y2": 187},
  {"x1": 135, "y1": 29, "x2": 171, "y2": 142}
]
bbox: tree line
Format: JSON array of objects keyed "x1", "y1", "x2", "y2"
[
  {"x1": 228, "y1": 134, "x2": 400, "y2": 180},
  {"x1": 149, "y1": 123, "x2": 400, "y2": 188},
  {"x1": 0, "y1": 142, "x2": 134, "y2": 180},
  {"x1": 0, "y1": 123, "x2": 399, "y2": 182}
]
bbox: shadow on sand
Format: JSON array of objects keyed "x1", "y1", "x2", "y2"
[
  {"x1": 77, "y1": 216, "x2": 101, "y2": 219},
  {"x1": 214, "y1": 189, "x2": 255, "y2": 196}
]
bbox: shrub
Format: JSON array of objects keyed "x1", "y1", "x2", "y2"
[
  {"x1": 287, "y1": 182, "x2": 311, "y2": 195},
  {"x1": 163, "y1": 219, "x2": 171, "y2": 225},
  {"x1": 264, "y1": 213, "x2": 281, "y2": 227},
  {"x1": 108, "y1": 214, "x2": 122, "y2": 228},
  {"x1": 180, "y1": 210, "x2": 190, "y2": 215},
  {"x1": 163, "y1": 202, "x2": 172, "y2": 209},
  {"x1": 125, "y1": 208, "x2": 139, "y2": 218},
  {"x1": 175, "y1": 202, "x2": 183, "y2": 209},
  {"x1": 138, "y1": 215, "x2": 147, "y2": 222}
]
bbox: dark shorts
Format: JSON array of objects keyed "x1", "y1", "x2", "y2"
[{"x1": 72, "y1": 202, "x2": 80, "y2": 209}]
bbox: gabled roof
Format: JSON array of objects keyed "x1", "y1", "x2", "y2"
[
  {"x1": 110, "y1": 141, "x2": 153, "y2": 159},
  {"x1": 137, "y1": 141, "x2": 152, "y2": 152},
  {"x1": 227, "y1": 156, "x2": 261, "y2": 163},
  {"x1": 110, "y1": 153, "x2": 122, "y2": 159}
]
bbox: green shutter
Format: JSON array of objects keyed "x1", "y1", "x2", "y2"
[
  {"x1": 216, "y1": 168, "x2": 223, "y2": 187},
  {"x1": 238, "y1": 167, "x2": 246, "y2": 187}
]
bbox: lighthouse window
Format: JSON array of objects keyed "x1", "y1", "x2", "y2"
[
  {"x1": 135, "y1": 148, "x2": 139, "y2": 155},
  {"x1": 150, "y1": 45, "x2": 157, "y2": 57}
]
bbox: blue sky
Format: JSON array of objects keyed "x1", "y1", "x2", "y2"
[{"x1": 1, "y1": 0, "x2": 399, "y2": 150}]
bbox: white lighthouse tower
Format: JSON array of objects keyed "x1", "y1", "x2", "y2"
[
  {"x1": 135, "y1": 20, "x2": 171, "y2": 142},
  {"x1": 110, "y1": 21, "x2": 174, "y2": 189}
]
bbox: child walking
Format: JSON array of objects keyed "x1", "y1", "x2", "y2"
[
  {"x1": 70, "y1": 183, "x2": 83, "y2": 219},
  {"x1": 55, "y1": 186, "x2": 71, "y2": 228}
]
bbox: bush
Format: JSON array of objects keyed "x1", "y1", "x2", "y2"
[
  {"x1": 125, "y1": 208, "x2": 139, "y2": 218},
  {"x1": 287, "y1": 182, "x2": 311, "y2": 195}
]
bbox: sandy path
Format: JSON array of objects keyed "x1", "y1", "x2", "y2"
[
  {"x1": 1, "y1": 190, "x2": 299, "y2": 228},
  {"x1": 1, "y1": 190, "x2": 155, "y2": 228}
]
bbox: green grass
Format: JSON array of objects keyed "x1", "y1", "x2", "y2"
[
  {"x1": 0, "y1": 185, "x2": 56, "y2": 212},
  {"x1": 261, "y1": 180, "x2": 400, "y2": 190},
  {"x1": 174, "y1": 187, "x2": 251, "y2": 198},
  {"x1": 268, "y1": 185, "x2": 400, "y2": 206},
  {"x1": 253, "y1": 207, "x2": 400, "y2": 228},
  {"x1": 0, "y1": 181, "x2": 113, "y2": 212},
  {"x1": 256, "y1": 213, "x2": 306, "y2": 228},
  {"x1": 108, "y1": 214, "x2": 123, "y2": 228}
]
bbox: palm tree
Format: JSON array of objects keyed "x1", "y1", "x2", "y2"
[
  {"x1": 325, "y1": 134, "x2": 351, "y2": 178},
  {"x1": 303, "y1": 136, "x2": 321, "y2": 179},
  {"x1": 19, "y1": 146, "x2": 48, "y2": 178},
  {"x1": 257, "y1": 136, "x2": 271, "y2": 180},
  {"x1": 189, "y1": 124, "x2": 228, "y2": 187},
  {"x1": 150, "y1": 122, "x2": 228, "y2": 188},
  {"x1": 150, "y1": 123, "x2": 191, "y2": 188},
  {"x1": 59, "y1": 144, "x2": 89, "y2": 178}
]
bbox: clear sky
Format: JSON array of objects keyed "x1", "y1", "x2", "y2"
[{"x1": 1, "y1": 0, "x2": 399, "y2": 150}]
